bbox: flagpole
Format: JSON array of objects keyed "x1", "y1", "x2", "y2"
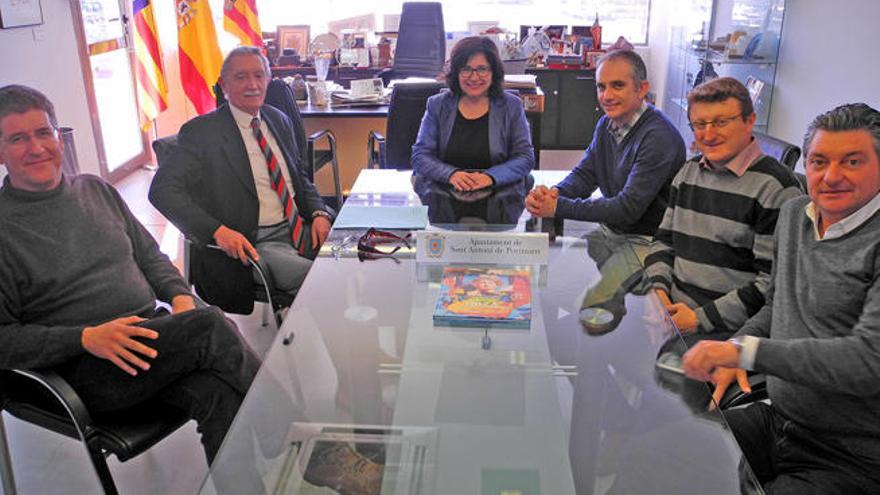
[{"x1": 144, "y1": 118, "x2": 159, "y2": 171}]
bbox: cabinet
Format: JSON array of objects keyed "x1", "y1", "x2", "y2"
[
  {"x1": 662, "y1": 0, "x2": 787, "y2": 155},
  {"x1": 527, "y1": 68, "x2": 602, "y2": 150}
]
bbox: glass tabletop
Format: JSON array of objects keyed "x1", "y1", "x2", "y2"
[{"x1": 199, "y1": 170, "x2": 757, "y2": 495}]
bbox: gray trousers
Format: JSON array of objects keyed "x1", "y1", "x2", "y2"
[{"x1": 255, "y1": 222, "x2": 313, "y2": 293}]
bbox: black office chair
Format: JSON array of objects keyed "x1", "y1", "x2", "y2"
[
  {"x1": 264, "y1": 79, "x2": 343, "y2": 209},
  {"x1": 367, "y1": 81, "x2": 445, "y2": 169},
  {"x1": 0, "y1": 369, "x2": 189, "y2": 495},
  {"x1": 213, "y1": 81, "x2": 343, "y2": 210},
  {"x1": 377, "y1": 2, "x2": 446, "y2": 85},
  {"x1": 754, "y1": 131, "x2": 801, "y2": 171},
  {"x1": 151, "y1": 135, "x2": 291, "y2": 329},
  {"x1": 755, "y1": 131, "x2": 807, "y2": 190}
]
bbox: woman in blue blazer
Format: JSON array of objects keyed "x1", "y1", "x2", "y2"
[{"x1": 411, "y1": 36, "x2": 535, "y2": 223}]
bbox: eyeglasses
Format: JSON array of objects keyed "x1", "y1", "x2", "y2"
[
  {"x1": 459, "y1": 65, "x2": 492, "y2": 78},
  {"x1": 688, "y1": 114, "x2": 744, "y2": 131},
  {"x1": 357, "y1": 228, "x2": 412, "y2": 262},
  {"x1": 2, "y1": 126, "x2": 59, "y2": 149}
]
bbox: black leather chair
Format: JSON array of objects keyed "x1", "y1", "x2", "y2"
[
  {"x1": 755, "y1": 131, "x2": 807, "y2": 190},
  {"x1": 754, "y1": 131, "x2": 801, "y2": 171},
  {"x1": 264, "y1": 79, "x2": 343, "y2": 209},
  {"x1": 367, "y1": 81, "x2": 445, "y2": 169},
  {"x1": 0, "y1": 369, "x2": 188, "y2": 495},
  {"x1": 151, "y1": 135, "x2": 291, "y2": 329},
  {"x1": 377, "y1": 2, "x2": 446, "y2": 85}
]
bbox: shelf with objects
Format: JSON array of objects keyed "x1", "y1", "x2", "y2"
[{"x1": 662, "y1": 0, "x2": 787, "y2": 156}]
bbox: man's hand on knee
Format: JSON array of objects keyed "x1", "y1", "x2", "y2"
[
  {"x1": 213, "y1": 225, "x2": 259, "y2": 265},
  {"x1": 82, "y1": 316, "x2": 159, "y2": 376}
]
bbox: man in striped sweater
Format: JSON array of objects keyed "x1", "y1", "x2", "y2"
[{"x1": 645, "y1": 77, "x2": 802, "y2": 336}]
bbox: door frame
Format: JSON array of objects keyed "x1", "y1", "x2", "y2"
[{"x1": 69, "y1": 0, "x2": 150, "y2": 183}]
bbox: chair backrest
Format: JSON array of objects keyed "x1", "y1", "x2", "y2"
[
  {"x1": 383, "y1": 81, "x2": 445, "y2": 169},
  {"x1": 392, "y1": 2, "x2": 446, "y2": 79},
  {"x1": 152, "y1": 134, "x2": 178, "y2": 168},
  {"x1": 265, "y1": 78, "x2": 308, "y2": 167},
  {"x1": 755, "y1": 131, "x2": 801, "y2": 171}
]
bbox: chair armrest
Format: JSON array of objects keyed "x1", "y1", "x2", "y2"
[
  {"x1": 204, "y1": 244, "x2": 284, "y2": 313},
  {"x1": 718, "y1": 373, "x2": 768, "y2": 410},
  {"x1": 308, "y1": 129, "x2": 336, "y2": 142},
  {"x1": 367, "y1": 130, "x2": 386, "y2": 169},
  {"x1": 9, "y1": 369, "x2": 95, "y2": 436}
]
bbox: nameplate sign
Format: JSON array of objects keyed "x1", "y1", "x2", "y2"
[{"x1": 416, "y1": 231, "x2": 548, "y2": 264}]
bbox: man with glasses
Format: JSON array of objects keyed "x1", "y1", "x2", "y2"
[
  {"x1": 0, "y1": 84, "x2": 261, "y2": 466},
  {"x1": 525, "y1": 49, "x2": 685, "y2": 243},
  {"x1": 683, "y1": 103, "x2": 880, "y2": 493},
  {"x1": 645, "y1": 77, "x2": 802, "y2": 339}
]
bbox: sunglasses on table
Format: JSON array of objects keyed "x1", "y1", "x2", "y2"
[{"x1": 357, "y1": 228, "x2": 412, "y2": 262}]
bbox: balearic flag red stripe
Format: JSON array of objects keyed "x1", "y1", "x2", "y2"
[
  {"x1": 132, "y1": 0, "x2": 168, "y2": 130},
  {"x1": 223, "y1": 0, "x2": 263, "y2": 47}
]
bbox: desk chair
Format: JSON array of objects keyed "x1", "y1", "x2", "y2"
[
  {"x1": 213, "y1": 81, "x2": 343, "y2": 209},
  {"x1": 755, "y1": 131, "x2": 807, "y2": 190},
  {"x1": 377, "y1": 2, "x2": 445, "y2": 85},
  {"x1": 151, "y1": 136, "x2": 290, "y2": 329},
  {"x1": 754, "y1": 131, "x2": 801, "y2": 170},
  {"x1": 367, "y1": 81, "x2": 445, "y2": 169},
  {"x1": 0, "y1": 369, "x2": 189, "y2": 495},
  {"x1": 264, "y1": 79, "x2": 343, "y2": 209}
]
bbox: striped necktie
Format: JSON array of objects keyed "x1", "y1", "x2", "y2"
[{"x1": 251, "y1": 117, "x2": 307, "y2": 254}]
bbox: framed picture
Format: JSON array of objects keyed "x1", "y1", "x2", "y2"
[
  {"x1": 586, "y1": 50, "x2": 604, "y2": 69},
  {"x1": 0, "y1": 0, "x2": 43, "y2": 29},
  {"x1": 276, "y1": 25, "x2": 310, "y2": 56}
]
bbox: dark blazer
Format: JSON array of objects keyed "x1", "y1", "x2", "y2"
[{"x1": 149, "y1": 104, "x2": 327, "y2": 314}]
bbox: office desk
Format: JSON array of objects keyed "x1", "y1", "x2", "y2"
[{"x1": 200, "y1": 170, "x2": 756, "y2": 495}]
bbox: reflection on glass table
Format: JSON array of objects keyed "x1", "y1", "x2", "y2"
[{"x1": 198, "y1": 168, "x2": 760, "y2": 495}]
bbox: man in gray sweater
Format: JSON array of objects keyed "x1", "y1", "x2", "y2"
[
  {"x1": 683, "y1": 103, "x2": 880, "y2": 494},
  {"x1": 0, "y1": 84, "x2": 261, "y2": 465}
]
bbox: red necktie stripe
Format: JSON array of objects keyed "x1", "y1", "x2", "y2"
[{"x1": 251, "y1": 118, "x2": 306, "y2": 254}]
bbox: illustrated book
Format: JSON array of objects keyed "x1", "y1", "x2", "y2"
[{"x1": 433, "y1": 266, "x2": 532, "y2": 329}]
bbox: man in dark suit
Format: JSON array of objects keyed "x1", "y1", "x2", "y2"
[{"x1": 150, "y1": 47, "x2": 332, "y2": 314}]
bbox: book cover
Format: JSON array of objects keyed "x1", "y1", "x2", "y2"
[{"x1": 433, "y1": 267, "x2": 532, "y2": 329}]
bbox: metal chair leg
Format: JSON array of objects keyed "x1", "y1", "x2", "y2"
[
  {"x1": 87, "y1": 446, "x2": 119, "y2": 495},
  {"x1": 261, "y1": 303, "x2": 270, "y2": 328},
  {"x1": 0, "y1": 413, "x2": 18, "y2": 495}
]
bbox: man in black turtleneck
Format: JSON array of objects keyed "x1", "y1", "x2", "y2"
[{"x1": 0, "y1": 84, "x2": 260, "y2": 465}]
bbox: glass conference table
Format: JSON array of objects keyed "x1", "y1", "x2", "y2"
[{"x1": 199, "y1": 170, "x2": 757, "y2": 495}]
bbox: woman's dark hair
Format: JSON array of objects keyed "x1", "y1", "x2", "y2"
[{"x1": 445, "y1": 36, "x2": 505, "y2": 98}]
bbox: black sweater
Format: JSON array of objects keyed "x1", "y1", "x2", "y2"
[{"x1": 0, "y1": 174, "x2": 190, "y2": 369}]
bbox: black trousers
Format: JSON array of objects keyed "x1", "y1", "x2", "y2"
[
  {"x1": 726, "y1": 402, "x2": 880, "y2": 494},
  {"x1": 57, "y1": 306, "x2": 261, "y2": 463}
]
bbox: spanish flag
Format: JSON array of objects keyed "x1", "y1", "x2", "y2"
[
  {"x1": 223, "y1": 0, "x2": 264, "y2": 47},
  {"x1": 177, "y1": 0, "x2": 222, "y2": 114},
  {"x1": 132, "y1": 0, "x2": 167, "y2": 130}
]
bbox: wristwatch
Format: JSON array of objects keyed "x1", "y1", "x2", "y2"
[{"x1": 311, "y1": 210, "x2": 332, "y2": 220}]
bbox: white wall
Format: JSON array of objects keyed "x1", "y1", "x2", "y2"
[
  {"x1": 768, "y1": 0, "x2": 880, "y2": 170},
  {"x1": 0, "y1": 0, "x2": 101, "y2": 175}
]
